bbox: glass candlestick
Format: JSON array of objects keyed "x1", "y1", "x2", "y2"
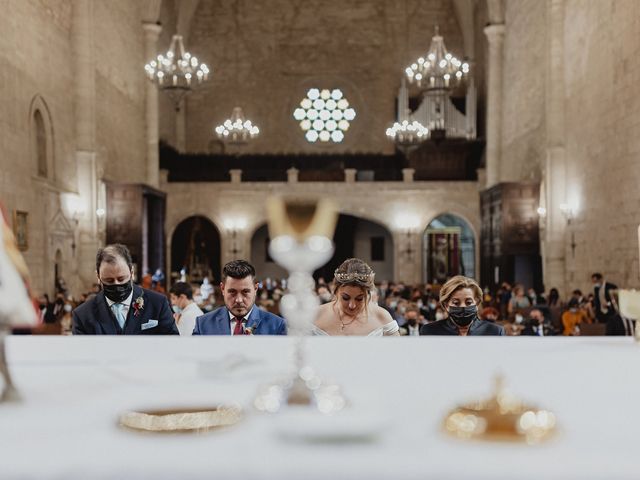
[{"x1": 254, "y1": 197, "x2": 346, "y2": 414}]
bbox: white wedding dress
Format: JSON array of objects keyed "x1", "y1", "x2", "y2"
[{"x1": 311, "y1": 321, "x2": 399, "y2": 336}]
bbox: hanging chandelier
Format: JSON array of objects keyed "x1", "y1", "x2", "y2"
[
  {"x1": 386, "y1": 120, "x2": 429, "y2": 146},
  {"x1": 144, "y1": 34, "x2": 210, "y2": 107},
  {"x1": 215, "y1": 106, "x2": 260, "y2": 146},
  {"x1": 405, "y1": 26, "x2": 469, "y2": 93}
]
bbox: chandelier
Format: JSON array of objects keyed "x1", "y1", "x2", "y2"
[
  {"x1": 386, "y1": 120, "x2": 429, "y2": 146},
  {"x1": 215, "y1": 107, "x2": 260, "y2": 146},
  {"x1": 144, "y1": 34, "x2": 210, "y2": 107},
  {"x1": 405, "y1": 26, "x2": 469, "y2": 93}
]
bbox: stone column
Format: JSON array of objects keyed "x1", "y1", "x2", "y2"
[
  {"x1": 344, "y1": 168, "x2": 357, "y2": 183},
  {"x1": 287, "y1": 167, "x2": 299, "y2": 183},
  {"x1": 72, "y1": 0, "x2": 99, "y2": 293},
  {"x1": 483, "y1": 24, "x2": 505, "y2": 188},
  {"x1": 143, "y1": 22, "x2": 162, "y2": 188},
  {"x1": 402, "y1": 168, "x2": 415, "y2": 182},
  {"x1": 229, "y1": 169, "x2": 243, "y2": 183},
  {"x1": 543, "y1": 0, "x2": 568, "y2": 294}
]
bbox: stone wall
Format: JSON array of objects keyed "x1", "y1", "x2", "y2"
[
  {"x1": 183, "y1": 0, "x2": 464, "y2": 155},
  {"x1": 500, "y1": 0, "x2": 546, "y2": 183},
  {"x1": 562, "y1": 0, "x2": 640, "y2": 290},
  {"x1": 0, "y1": 0, "x2": 149, "y2": 297},
  {"x1": 162, "y1": 177, "x2": 481, "y2": 285}
]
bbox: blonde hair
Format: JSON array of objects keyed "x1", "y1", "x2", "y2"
[
  {"x1": 439, "y1": 275, "x2": 483, "y2": 308},
  {"x1": 332, "y1": 258, "x2": 375, "y2": 313}
]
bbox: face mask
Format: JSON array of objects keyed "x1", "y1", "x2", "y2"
[
  {"x1": 435, "y1": 311, "x2": 445, "y2": 321},
  {"x1": 63, "y1": 304, "x2": 73, "y2": 313},
  {"x1": 429, "y1": 302, "x2": 437, "y2": 310},
  {"x1": 407, "y1": 318, "x2": 417, "y2": 326},
  {"x1": 399, "y1": 306, "x2": 406, "y2": 314},
  {"x1": 447, "y1": 305, "x2": 478, "y2": 327},
  {"x1": 101, "y1": 280, "x2": 133, "y2": 303},
  {"x1": 389, "y1": 301, "x2": 398, "y2": 309},
  {"x1": 194, "y1": 294, "x2": 203, "y2": 304},
  {"x1": 172, "y1": 305, "x2": 182, "y2": 314}
]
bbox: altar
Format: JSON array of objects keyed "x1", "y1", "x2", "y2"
[{"x1": 0, "y1": 336, "x2": 636, "y2": 479}]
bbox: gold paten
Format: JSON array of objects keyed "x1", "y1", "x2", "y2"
[
  {"x1": 119, "y1": 405, "x2": 242, "y2": 434},
  {"x1": 443, "y1": 376, "x2": 556, "y2": 444}
]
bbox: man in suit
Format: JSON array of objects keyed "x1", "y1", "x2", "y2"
[
  {"x1": 591, "y1": 273, "x2": 618, "y2": 323},
  {"x1": 193, "y1": 260, "x2": 286, "y2": 335},
  {"x1": 72, "y1": 244, "x2": 178, "y2": 335}
]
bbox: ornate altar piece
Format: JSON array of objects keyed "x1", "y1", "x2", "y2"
[{"x1": 443, "y1": 376, "x2": 557, "y2": 444}]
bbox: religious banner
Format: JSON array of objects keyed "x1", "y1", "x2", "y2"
[{"x1": 426, "y1": 227, "x2": 461, "y2": 284}]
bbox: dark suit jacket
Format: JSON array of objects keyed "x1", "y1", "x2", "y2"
[
  {"x1": 72, "y1": 285, "x2": 178, "y2": 335},
  {"x1": 420, "y1": 318, "x2": 505, "y2": 336},
  {"x1": 594, "y1": 282, "x2": 618, "y2": 322},
  {"x1": 193, "y1": 306, "x2": 286, "y2": 335}
]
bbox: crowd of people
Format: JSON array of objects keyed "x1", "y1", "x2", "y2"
[{"x1": 27, "y1": 243, "x2": 630, "y2": 337}]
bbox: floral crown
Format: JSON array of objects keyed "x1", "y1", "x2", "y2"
[{"x1": 334, "y1": 271, "x2": 375, "y2": 283}]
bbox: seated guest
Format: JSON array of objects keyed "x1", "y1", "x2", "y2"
[
  {"x1": 521, "y1": 308, "x2": 555, "y2": 336},
  {"x1": 508, "y1": 285, "x2": 531, "y2": 315},
  {"x1": 399, "y1": 304, "x2": 422, "y2": 336},
  {"x1": 480, "y1": 306, "x2": 500, "y2": 322},
  {"x1": 169, "y1": 281, "x2": 203, "y2": 336},
  {"x1": 193, "y1": 260, "x2": 286, "y2": 335},
  {"x1": 313, "y1": 258, "x2": 400, "y2": 336},
  {"x1": 72, "y1": 244, "x2": 178, "y2": 335},
  {"x1": 561, "y1": 298, "x2": 589, "y2": 335},
  {"x1": 420, "y1": 276, "x2": 505, "y2": 336}
]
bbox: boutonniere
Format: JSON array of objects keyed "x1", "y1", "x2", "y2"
[
  {"x1": 244, "y1": 325, "x2": 255, "y2": 335},
  {"x1": 132, "y1": 295, "x2": 144, "y2": 317}
]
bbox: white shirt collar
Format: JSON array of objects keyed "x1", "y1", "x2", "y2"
[
  {"x1": 228, "y1": 307, "x2": 254, "y2": 322},
  {"x1": 105, "y1": 289, "x2": 134, "y2": 308}
]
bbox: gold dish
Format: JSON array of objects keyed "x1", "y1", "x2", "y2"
[
  {"x1": 443, "y1": 376, "x2": 556, "y2": 444},
  {"x1": 119, "y1": 405, "x2": 243, "y2": 434}
]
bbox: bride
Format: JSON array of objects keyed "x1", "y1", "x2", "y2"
[{"x1": 313, "y1": 258, "x2": 400, "y2": 336}]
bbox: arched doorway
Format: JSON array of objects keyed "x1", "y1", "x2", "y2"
[
  {"x1": 171, "y1": 216, "x2": 221, "y2": 284},
  {"x1": 423, "y1": 213, "x2": 475, "y2": 284}
]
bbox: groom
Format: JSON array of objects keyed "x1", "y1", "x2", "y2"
[{"x1": 193, "y1": 260, "x2": 286, "y2": 335}]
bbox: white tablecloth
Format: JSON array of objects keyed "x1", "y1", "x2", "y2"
[{"x1": 1, "y1": 336, "x2": 638, "y2": 479}]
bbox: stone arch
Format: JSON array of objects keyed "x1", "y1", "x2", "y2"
[
  {"x1": 29, "y1": 95, "x2": 55, "y2": 180},
  {"x1": 170, "y1": 215, "x2": 221, "y2": 284},
  {"x1": 423, "y1": 212, "x2": 477, "y2": 284}
]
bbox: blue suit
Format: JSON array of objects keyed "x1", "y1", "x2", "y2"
[
  {"x1": 193, "y1": 306, "x2": 286, "y2": 335},
  {"x1": 72, "y1": 285, "x2": 179, "y2": 335}
]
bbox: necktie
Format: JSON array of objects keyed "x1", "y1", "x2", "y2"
[
  {"x1": 233, "y1": 316, "x2": 245, "y2": 335},
  {"x1": 112, "y1": 303, "x2": 126, "y2": 329}
]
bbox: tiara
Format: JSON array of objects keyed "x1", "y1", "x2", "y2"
[{"x1": 334, "y1": 271, "x2": 375, "y2": 283}]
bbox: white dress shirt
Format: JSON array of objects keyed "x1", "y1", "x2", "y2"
[
  {"x1": 177, "y1": 301, "x2": 203, "y2": 336},
  {"x1": 228, "y1": 307, "x2": 254, "y2": 335}
]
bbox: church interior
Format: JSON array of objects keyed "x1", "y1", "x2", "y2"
[{"x1": 2, "y1": 1, "x2": 640, "y2": 476}]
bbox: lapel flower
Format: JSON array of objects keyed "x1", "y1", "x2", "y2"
[
  {"x1": 132, "y1": 295, "x2": 144, "y2": 317},
  {"x1": 244, "y1": 324, "x2": 255, "y2": 335}
]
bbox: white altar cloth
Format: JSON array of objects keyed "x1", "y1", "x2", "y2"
[{"x1": 1, "y1": 336, "x2": 638, "y2": 479}]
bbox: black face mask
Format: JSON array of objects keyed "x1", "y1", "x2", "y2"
[
  {"x1": 407, "y1": 318, "x2": 417, "y2": 326},
  {"x1": 101, "y1": 280, "x2": 133, "y2": 303},
  {"x1": 448, "y1": 305, "x2": 478, "y2": 327}
]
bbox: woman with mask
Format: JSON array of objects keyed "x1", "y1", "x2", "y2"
[
  {"x1": 313, "y1": 258, "x2": 400, "y2": 336},
  {"x1": 420, "y1": 276, "x2": 505, "y2": 336}
]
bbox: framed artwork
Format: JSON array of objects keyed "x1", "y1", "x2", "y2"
[
  {"x1": 425, "y1": 227, "x2": 461, "y2": 284},
  {"x1": 13, "y1": 210, "x2": 28, "y2": 251}
]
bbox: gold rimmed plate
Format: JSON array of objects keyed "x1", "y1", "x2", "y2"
[{"x1": 119, "y1": 405, "x2": 243, "y2": 434}]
